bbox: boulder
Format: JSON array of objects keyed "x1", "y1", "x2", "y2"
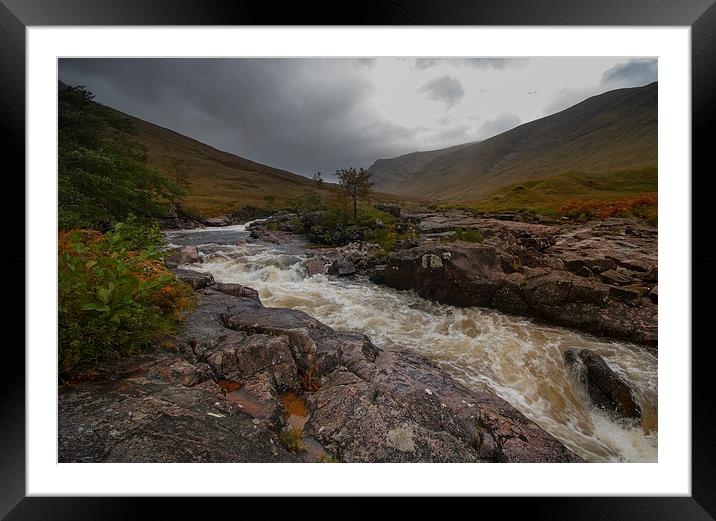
[
  {"x1": 165, "y1": 245, "x2": 201, "y2": 266},
  {"x1": 599, "y1": 268, "x2": 636, "y2": 285},
  {"x1": 375, "y1": 203, "x2": 401, "y2": 217},
  {"x1": 215, "y1": 283, "x2": 262, "y2": 305},
  {"x1": 204, "y1": 215, "x2": 232, "y2": 227},
  {"x1": 374, "y1": 243, "x2": 510, "y2": 307},
  {"x1": 521, "y1": 271, "x2": 609, "y2": 307},
  {"x1": 563, "y1": 349, "x2": 641, "y2": 420},
  {"x1": 171, "y1": 268, "x2": 215, "y2": 289},
  {"x1": 564, "y1": 256, "x2": 616, "y2": 274},
  {"x1": 304, "y1": 258, "x2": 328, "y2": 276},
  {"x1": 327, "y1": 259, "x2": 357, "y2": 277},
  {"x1": 608, "y1": 285, "x2": 642, "y2": 303},
  {"x1": 616, "y1": 258, "x2": 654, "y2": 272}
]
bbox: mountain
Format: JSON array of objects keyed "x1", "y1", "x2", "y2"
[
  {"x1": 58, "y1": 80, "x2": 335, "y2": 217},
  {"x1": 107, "y1": 108, "x2": 330, "y2": 216},
  {"x1": 368, "y1": 82, "x2": 657, "y2": 201},
  {"x1": 368, "y1": 141, "x2": 475, "y2": 194}
]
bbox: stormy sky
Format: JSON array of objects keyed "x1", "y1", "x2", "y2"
[{"x1": 59, "y1": 57, "x2": 657, "y2": 179}]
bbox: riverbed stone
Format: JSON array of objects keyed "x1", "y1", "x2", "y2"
[
  {"x1": 563, "y1": 349, "x2": 641, "y2": 420},
  {"x1": 171, "y1": 268, "x2": 215, "y2": 289},
  {"x1": 165, "y1": 245, "x2": 201, "y2": 266}
]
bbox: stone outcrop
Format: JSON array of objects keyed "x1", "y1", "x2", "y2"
[
  {"x1": 59, "y1": 284, "x2": 582, "y2": 463},
  {"x1": 563, "y1": 349, "x2": 641, "y2": 420},
  {"x1": 370, "y1": 214, "x2": 657, "y2": 347},
  {"x1": 171, "y1": 268, "x2": 215, "y2": 290},
  {"x1": 165, "y1": 245, "x2": 201, "y2": 267}
]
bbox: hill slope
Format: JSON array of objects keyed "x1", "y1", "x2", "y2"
[
  {"x1": 368, "y1": 82, "x2": 657, "y2": 201},
  {"x1": 108, "y1": 109, "x2": 328, "y2": 216}
]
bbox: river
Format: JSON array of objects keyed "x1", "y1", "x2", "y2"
[{"x1": 166, "y1": 223, "x2": 658, "y2": 463}]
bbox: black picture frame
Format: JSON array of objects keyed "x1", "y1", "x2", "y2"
[{"x1": 3, "y1": 0, "x2": 714, "y2": 518}]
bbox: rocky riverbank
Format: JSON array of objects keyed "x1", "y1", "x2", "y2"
[
  {"x1": 158, "y1": 206, "x2": 272, "y2": 230},
  {"x1": 250, "y1": 209, "x2": 658, "y2": 347},
  {"x1": 59, "y1": 275, "x2": 582, "y2": 463}
]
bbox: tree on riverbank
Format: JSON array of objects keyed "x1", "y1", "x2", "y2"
[{"x1": 336, "y1": 167, "x2": 373, "y2": 218}]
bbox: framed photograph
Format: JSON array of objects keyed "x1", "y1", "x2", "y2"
[{"x1": 4, "y1": 0, "x2": 714, "y2": 517}]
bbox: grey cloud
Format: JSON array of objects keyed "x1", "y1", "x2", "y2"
[
  {"x1": 362, "y1": 120, "x2": 427, "y2": 141},
  {"x1": 414, "y1": 58, "x2": 526, "y2": 70},
  {"x1": 59, "y1": 58, "x2": 388, "y2": 177},
  {"x1": 544, "y1": 58, "x2": 658, "y2": 115},
  {"x1": 601, "y1": 58, "x2": 657, "y2": 86},
  {"x1": 419, "y1": 76, "x2": 465, "y2": 109},
  {"x1": 543, "y1": 87, "x2": 595, "y2": 114},
  {"x1": 480, "y1": 114, "x2": 521, "y2": 138},
  {"x1": 430, "y1": 124, "x2": 471, "y2": 145}
]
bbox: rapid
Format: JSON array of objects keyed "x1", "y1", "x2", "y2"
[{"x1": 166, "y1": 224, "x2": 658, "y2": 462}]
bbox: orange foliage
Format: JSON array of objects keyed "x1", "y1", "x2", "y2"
[{"x1": 559, "y1": 194, "x2": 657, "y2": 220}]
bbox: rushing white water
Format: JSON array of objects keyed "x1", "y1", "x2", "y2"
[{"x1": 167, "y1": 228, "x2": 658, "y2": 463}]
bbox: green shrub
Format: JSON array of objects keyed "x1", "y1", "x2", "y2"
[
  {"x1": 279, "y1": 427, "x2": 304, "y2": 453},
  {"x1": 58, "y1": 216, "x2": 195, "y2": 377},
  {"x1": 320, "y1": 453, "x2": 338, "y2": 463},
  {"x1": 59, "y1": 86, "x2": 184, "y2": 230},
  {"x1": 445, "y1": 228, "x2": 484, "y2": 243}
]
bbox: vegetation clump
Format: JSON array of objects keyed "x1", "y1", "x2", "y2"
[
  {"x1": 58, "y1": 215, "x2": 195, "y2": 377},
  {"x1": 279, "y1": 427, "x2": 304, "y2": 453},
  {"x1": 59, "y1": 85, "x2": 184, "y2": 229},
  {"x1": 559, "y1": 194, "x2": 657, "y2": 223},
  {"x1": 445, "y1": 227, "x2": 484, "y2": 243}
]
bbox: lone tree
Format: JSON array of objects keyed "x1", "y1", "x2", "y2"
[{"x1": 336, "y1": 167, "x2": 373, "y2": 218}]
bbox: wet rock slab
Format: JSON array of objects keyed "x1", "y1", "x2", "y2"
[
  {"x1": 59, "y1": 284, "x2": 582, "y2": 463},
  {"x1": 372, "y1": 214, "x2": 657, "y2": 347}
]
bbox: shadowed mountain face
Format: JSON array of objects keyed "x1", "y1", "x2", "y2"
[
  {"x1": 368, "y1": 82, "x2": 657, "y2": 201},
  {"x1": 112, "y1": 109, "x2": 324, "y2": 216}
]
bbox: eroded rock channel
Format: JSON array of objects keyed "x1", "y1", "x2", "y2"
[{"x1": 59, "y1": 217, "x2": 657, "y2": 463}]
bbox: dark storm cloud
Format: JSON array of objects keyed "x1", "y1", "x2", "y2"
[
  {"x1": 601, "y1": 58, "x2": 657, "y2": 86},
  {"x1": 419, "y1": 76, "x2": 465, "y2": 109},
  {"x1": 58, "y1": 57, "x2": 656, "y2": 176},
  {"x1": 58, "y1": 58, "x2": 412, "y2": 179}
]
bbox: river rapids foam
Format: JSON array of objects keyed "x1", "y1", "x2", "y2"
[{"x1": 167, "y1": 229, "x2": 658, "y2": 463}]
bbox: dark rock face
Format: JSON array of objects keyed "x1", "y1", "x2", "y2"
[
  {"x1": 59, "y1": 286, "x2": 582, "y2": 463},
  {"x1": 371, "y1": 214, "x2": 657, "y2": 347},
  {"x1": 563, "y1": 349, "x2": 641, "y2": 420}
]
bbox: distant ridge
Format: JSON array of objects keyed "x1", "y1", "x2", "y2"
[{"x1": 368, "y1": 82, "x2": 657, "y2": 201}]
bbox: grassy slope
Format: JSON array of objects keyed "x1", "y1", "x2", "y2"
[
  {"x1": 107, "y1": 107, "x2": 410, "y2": 217},
  {"x1": 443, "y1": 166, "x2": 657, "y2": 220},
  {"x1": 115, "y1": 110, "x2": 329, "y2": 216},
  {"x1": 369, "y1": 82, "x2": 657, "y2": 201}
]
